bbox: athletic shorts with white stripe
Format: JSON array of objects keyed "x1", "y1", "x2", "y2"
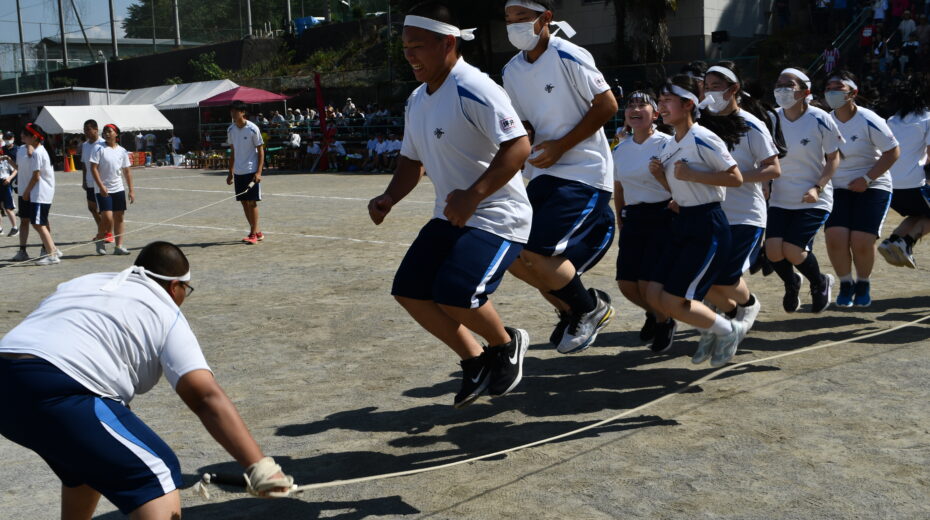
[
  {"x1": 392, "y1": 219, "x2": 523, "y2": 309},
  {"x1": 524, "y1": 174, "x2": 615, "y2": 273},
  {"x1": 825, "y1": 187, "x2": 892, "y2": 236},
  {"x1": 0, "y1": 357, "x2": 183, "y2": 514},
  {"x1": 715, "y1": 224, "x2": 764, "y2": 286},
  {"x1": 657, "y1": 202, "x2": 732, "y2": 301}
]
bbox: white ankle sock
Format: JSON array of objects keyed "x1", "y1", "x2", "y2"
[
  {"x1": 840, "y1": 274, "x2": 854, "y2": 283},
  {"x1": 709, "y1": 315, "x2": 733, "y2": 336}
]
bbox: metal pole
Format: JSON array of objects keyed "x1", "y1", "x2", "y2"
[
  {"x1": 100, "y1": 52, "x2": 110, "y2": 104},
  {"x1": 43, "y1": 43, "x2": 49, "y2": 89},
  {"x1": 173, "y1": 0, "x2": 181, "y2": 46},
  {"x1": 151, "y1": 0, "x2": 157, "y2": 52},
  {"x1": 387, "y1": 0, "x2": 392, "y2": 83},
  {"x1": 70, "y1": 0, "x2": 97, "y2": 62},
  {"x1": 286, "y1": 0, "x2": 292, "y2": 30},
  {"x1": 16, "y1": 0, "x2": 27, "y2": 76},
  {"x1": 246, "y1": 0, "x2": 253, "y2": 36},
  {"x1": 109, "y1": 0, "x2": 119, "y2": 57},
  {"x1": 57, "y1": 0, "x2": 69, "y2": 68}
]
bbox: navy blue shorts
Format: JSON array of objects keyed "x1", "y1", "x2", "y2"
[
  {"x1": 234, "y1": 174, "x2": 261, "y2": 201},
  {"x1": 825, "y1": 187, "x2": 892, "y2": 236},
  {"x1": 29, "y1": 202, "x2": 51, "y2": 226},
  {"x1": 616, "y1": 200, "x2": 675, "y2": 282},
  {"x1": 524, "y1": 175, "x2": 614, "y2": 271},
  {"x1": 716, "y1": 225, "x2": 764, "y2": 286},
  {"x1": 0, "y1": 357, "x2": 182, "y2": 514},
  {"x1": 96, "y1": 191, "x2": 127, "y2": 212},
  {"x1": 392, "y1": 219, "x2": 523, "y2": 309},
  {"x1": 890, "y1": 185, "x2": 930, "y2": 218},
  {"x1": 86, "y1": 187, "x2": 96, "y2": 203},
  {"x1": 0, "y1": 182, "x2": 13, "y2": 210},
  {"x1": 766, "y1": 207, "x2": 829, "y2": 250},
  {"x1": 17, "y1": 196, "x2": 30, "y2": 218},
  {"x1": 657, "y1": 202, "x2": 731, "y2": 301}
]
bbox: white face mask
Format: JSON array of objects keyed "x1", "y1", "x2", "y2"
[
  {"x1": 703, "y1": 90, "x2": 730, "y2": 114},
  {"x1": 774, "y1": 88, "x2": 802, "y2": 109},
  {"x1": 825, "y1": 90, "x2": 851, "y2": 110},
  {"x1": 507, "y1": 16, "x2": 542, "y2": 51}
]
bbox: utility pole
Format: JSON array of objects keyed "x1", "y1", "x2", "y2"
[
  {"x1": 286, "y1": 0, "x2": 292, "y2": 29},
  {"x1": 151, "y1": 0, "x2": 157, "y2": 53},
  {"x1": 246, "y1": 0, "x2": 253, "y2": 36},
  {"x1": 57, "y1": 0, "x2": 69, "y2": 68},
  {"x1": 173, "y1": 0, "x2": 181, "y2": 46},
  {"x1": 109, "y1": 0, "x2": 119, "y2": 57},
  {"x1": 16, "y1": 0, "x2": 27, "y2": 76}
]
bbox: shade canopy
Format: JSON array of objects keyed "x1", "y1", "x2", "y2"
[
  {"x1": 118, "y1": 80, "x2": 239, "y2": 110},
  {"x1": 198, "y1": 86, "x2": 290, "y2": 107},
  {"x1": 35, "y1": 105, "x2": 173, "y2": 134}
]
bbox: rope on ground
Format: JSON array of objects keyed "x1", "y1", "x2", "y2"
[{"x1": 194, "y1": 312, "x2": 930, "y2": 498}]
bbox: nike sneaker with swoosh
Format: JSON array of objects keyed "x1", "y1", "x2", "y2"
[
  {"x1": 488, "y1": 327, "x2": 530, "y2": 397},
  {"x1": 453, "y1": 351, "x2": 492, "y2": 409}
]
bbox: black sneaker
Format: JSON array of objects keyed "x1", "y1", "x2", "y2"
[
  {"x1": 650, "y1": 318, "x2": 677, "y2": 353},
  {"x1": 639, "y1": 312, "x2": 657, "y2": 342},
  {"x1": 782, "y1": 273, "x2": 803, "y2": 313},
  {"x1": 453, "y1": 352, "x2": 491, "y2": 409},
  {"x1": 549, "y1": 311, "x2": 570, "y2": 346},
  {"x1": 488, "y1": 327, "x2": 530, "y2": 397},
  {"x1": 810, "y1": 273, "x2": 834, "y2": 313}
]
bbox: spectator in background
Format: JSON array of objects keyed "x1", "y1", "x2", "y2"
[
  {"x1": 383, "y1": 134, "x2": 401, "y2": 172},
  {"x1": 327, "y1": 139, "x2": 346, "y2": 172},
  {"x1": 874, "y1": 0, "x2": 889, "y2": 24},
  {"x1": 286, "y1": 108, "x2": 296, "y2": 123},
  {"x1": 891, "y1": 0, "x2": 912, "y2": 27},
  {"x1": 169, "y1": 133, "x2": 182, "y2": 155},
  {"x1": 899, "y1": 9, "x2": 918, "y2": 40},
  {"x1": 2, "y1": 132, "x2": 15, "y2": 157},
  {"x1": 363, "y1": 134, "x2": 380, "y2": 171},
  {"x1": 900, "y1": 33, "x2": 920, "y2": 71},
  {"x1": 304, "y1": 141, "x2": 321, "y2": 171},
  {"x1": 271, "y1": 110, "x2": 286, "y2": 127},
  {"x1": 295, "y1": 109, "x2": 305, "y2": 124},
  {"x1": 916, "y1": 14, "x2": 930, "y2": 44},
  {"x1": 342, "y1": 98, "x2": 357, "y2": 116},
  {"x1": 287, "y1": 130, "x2": 301, "y2": 150},
  {"x1": 824, "y1": 43, "x2": 842, "y2": 74},
  {"x1": 144, "y1": 132, "x2": 156, "y2": 152},
  {"x1": 135, "y1": 132, "x2": 144, "y2": 152}
]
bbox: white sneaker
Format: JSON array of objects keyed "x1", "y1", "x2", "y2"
[
  {"x1": 878, "y1": 239, "x2": 905, "y2": 267},
  {"x1": 692, "y1": 329, "x2": 717, "y2": 364},
  {"x1": 113, "y1": 246, "x2": 130, "y2": 255},
  {"x1": 11, "y1": 249, "x2": 28, "y2": 262},
  {"x1": 557, "y1": 289, "x2": 614, "y2": 354},
  {"x1": 893, "y1": 238, "x2": 916, "y2": 269},
  {"x1": 735, "y1": 295, "x2": 762, "y2": 332},
  {"x1": 34, "y1": 254, "x2": 61, "y2": 266},
  {"x1": 710, "y1": 320, "x2": 745, "y2": 368},
  {"x1": 96, "y1": 241, "x2": 107, "y2": 255}
]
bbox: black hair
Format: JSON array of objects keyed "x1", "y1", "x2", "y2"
[
  {"x1": 741, "y1": 76, "x2": 788, "y2": 158},
  {"x1": 825, "y1": 69, "x2": 872, "y2": 106},
  {"x1": 709, "y1": 61, "x2": 786, "y2": 157},
  {"x1": 886, "y1": 78, "x2": 930, "y2": 118},
  {"x1": 83, "y1": 119, "x2": 98, "y2": 130},
  {"x1": 230, "y1": 100, "x2": 248, "y2": 113},
  {"x1": 23, "y1": 122, "x2": 57, "y2": 164},
  {"x1": 135, "y1": 241, "x2": 190, "y2": 287},
  {"x1": 407, "y1": 1, "x2": 462, "y2": 53},
  {"x1": 661, "y1": 74, "x2": 748, "y2": 151},
  {"x1": 681, "y1": 60, "x2": 708, "y2": 79}
]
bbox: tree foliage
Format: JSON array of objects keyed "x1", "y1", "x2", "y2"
[{"x1": 608, "y1": 0, "x2": 677, "y2": 63}]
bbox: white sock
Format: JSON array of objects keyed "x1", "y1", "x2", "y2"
[
  {"x1": 840, "y1": 274, "x2": 854, "y2": 283},
  {"x1": 709, "y1": 315, "x2": 733, "y2": 336}
]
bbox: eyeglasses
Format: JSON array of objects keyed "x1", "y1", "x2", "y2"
[{"x1": 180, "y1": 282, "x2": 194, "y2": 297}]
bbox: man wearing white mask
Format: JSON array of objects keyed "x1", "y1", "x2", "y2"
[{"x1": 502, "y1": 0, "x2": 619, "y2": 355}]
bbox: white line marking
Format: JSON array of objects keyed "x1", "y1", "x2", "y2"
[{"x1": 58, "y1": 183, "x2": 434, "y2": 204}]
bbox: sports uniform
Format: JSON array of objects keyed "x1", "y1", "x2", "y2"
[
  {"x1": 90, "y1": 145, "x2": 131, "y2": 212},
  {"x1": 228, "y1": 120, "x2": 264, "y2": 201},
  {"x1": 81, "y1": 137, "x2": 105, "y2": 202}
]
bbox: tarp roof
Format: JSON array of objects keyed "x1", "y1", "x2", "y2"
[
  {"x1": 117, "y1": 79, "x2": 239, "y2": 110},
  {"x1": 199, "y1": 86, "x2": 289, "y2": 107},
  {"x1": 35, "y1": 105, "x2": 173, "y2": 134}
]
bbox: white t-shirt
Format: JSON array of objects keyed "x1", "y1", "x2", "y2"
[
  {"x1": 227, "y1": 121, "x2": 264, "y2": 175},
  {"x1": 723, "y1": 110, "x2": 780, "y2": 227},
  {"x1": 831, "y1": 106, "x2": 898, "y2": 192},
  {"x1": 502, "y1": 37, "x2": 613, "y2": 191},
  {"x1": 887, "y1": 111, "x2": 930, "y2": 189},
  {"x1": 330, "y1": 141, "x2": 346, "y2": 155},
  {"x1": 306, "y1": 143, "x2": 321, "y2": 154},
  {"x1": 367, "y1": 138, "x2": 378, "y2": 152},
  {"x1": 135, "y1": 133, "x2": 144, "y2": 151},
  {"x1": 288, "y1": 133, "x2": 301, "y2": 147},
  {"x1": 772, "y1": 105, "x2": 844, "y2": 211},
  {"x1": 388, "y1": 139, "x2": 402, "y2": 152},
  {"x1": 90, "y1": 145, "x2": 130, "y2": 194},
  {"x1": 0, "y1": 159, "x2": 12, "y2": 180},
  {"x1": 81, "y1": 137, "x2": 105, "y2": 187},
  {"x1": 0, "y1": 272, "x2": 211, "y2": 405},
  {"x1": 170, "y1": 136, "x2": 182, "y2": 152},
  {"x1": 612, "y1": 131, "x2": 672, "y2": 205},
  {"x1": 145, "y1": 134, "x2": 156, "y2": 147},
  {"x1": 29, "y1": 145, "x2": 55, "y2": 204},
  {"x1": 401, "y1": 57, "x2": 533, "y2": 243},
  {"x1": 15, "y1": 145, "x2": 29, "y2": 187},
  {"x1": 658, "y1": 123, "x2": 738, "y2": 207},
  {"x1": 375, "y1": 140, "x2": 389, "y2": 154}
]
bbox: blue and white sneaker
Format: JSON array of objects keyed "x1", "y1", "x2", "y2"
[
  {"x1": 836, "y1": 281, "x2": 854, "y2": 307},
  {"x1": 853, "y1": 280, "x2": 871, "y2": 307}
]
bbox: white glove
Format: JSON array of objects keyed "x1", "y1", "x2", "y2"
[{"x1": 244, "y1": 457, "x2": 295, "y2": 498}]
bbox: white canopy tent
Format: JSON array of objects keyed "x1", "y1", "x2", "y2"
[
  {"x1": 35, "y1": 105, "x2": 173, "y2": 134},
  {"x1": 116, "y1": 80, "x2": 238, "y2": 111}
]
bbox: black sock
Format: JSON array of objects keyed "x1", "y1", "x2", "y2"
[
  {"x1": 903, "y1": 235, "x2": 916, "y2": 247},
  {"x1": 772, "y1": 259, "x2": 796, "y2": 285},
  {"x1": 796, "y1": 253, "x2": 823, "y2": 287},
  {"x1": 550, "y1": 274, "x2": 596, "y2": 314},
  {"x1": 889, "y1": 233, "x2": 901, "y2": 242},
  {"x1": 725, "y1": 307, "x2": 738, "y2": 319},
  {"x1": 739, "y1": 294, "x2": 756, "y2": 307}
]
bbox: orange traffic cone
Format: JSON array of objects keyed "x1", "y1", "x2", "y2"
[
  {"x1": 63, "y1": 154, "x2": 73, "y2": 172},
  {"x1": 69, "y1": 155, "x2": 77, "y2": 172}
]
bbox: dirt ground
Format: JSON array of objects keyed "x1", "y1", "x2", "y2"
[{"x1": 1, "y1": 167, "x2": 928, "y2": 519}]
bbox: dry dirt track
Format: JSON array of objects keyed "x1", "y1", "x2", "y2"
[{"x1": 1, "y1": 168, "x2": 928, "y2": 519}]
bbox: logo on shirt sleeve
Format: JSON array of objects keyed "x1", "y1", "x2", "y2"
[
  {"x1": 595, "y1": 76, "x2": 607, "y2": 88},
  {"x1": 500, "y1": 117, "x2": 517, "y2": 133}
]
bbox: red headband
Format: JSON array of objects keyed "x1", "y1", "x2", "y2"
[
  {"x1": 104, "y1": 124, "x2": 119, "y2": 134},
  {"x1": 24, "y1": 124, "x2": 43, "y2": 141}
]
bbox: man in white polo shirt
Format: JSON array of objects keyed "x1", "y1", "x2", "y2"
[
  {"x1": 368, "y1": 1, "x2": 533, "y2": 409},
  {"x1": 227, "y1": 100, "x2": 265, "y2": 244},
  {"x1": 80, "y1": 119, "x2": 105, "y2": 237},
  {"x1": 0, "y1": 241, "x2": 293, "y2": 518},
  {"x1": 502, "y1": 0, "x2": 618, "y2": 355}
]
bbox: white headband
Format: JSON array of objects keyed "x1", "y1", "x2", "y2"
[
  {"x1": 629, "y1": 92, "x2": 658, "y2": 111},
  {"x1": 101, "y1": 265, "x2": 191, "y2": 293},
  {"x1": 781, "y1": 68, "x2": 811, "y2": 89},
  {"x1": 667, "y1": 84, "x2": 701, "y2": 119},
  {"x1": 707, "y1": 65, "x2": 738, "y2": 84},
  {"x1": 404, "y1": 15, "x2": 476, "y2": 41},
  {"x1": 829, "y1": 77, "x2": 859, "y2": 91},
  {"x1": 503, "y1": 0, "x2": 577, "y2": 37}
]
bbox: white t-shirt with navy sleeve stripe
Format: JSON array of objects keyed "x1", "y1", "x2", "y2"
[
  {"x1": 831, "y1": 106, "x2": 898, "y2": 192},
  {"x1": 502, "y1": 37, "x2": 613, "y2": 192},
  {"x1": 886, "y1": 111, "x2": 930, "y2": 189},
  {"x1": 658, "y1": 123, "x2": 738, "y2": 207},
  {"x1": 0, "y1": 272, "x2": 211, "y2": 405},
  {"x1": 400, "y1": 58, "x2": 533, "y2": 243},
  {"x1": 612, "y1": 131, "x2": 672, "y2": 205},
  {"x1": 227, "y1": 120, "x2": 264, "y2": 175},
  {"x1": 772, "y1": 105, "x2": 844, "y2": 212},
  {"x1": 723, "y1": 110, "x2": 780, "y2": 227},
  {"x1": 29, "y1": 145, "x2": 55, "y2": 204},
  {"x1": 90, "y1": 145, "x2": 131, "y2": 194}
]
